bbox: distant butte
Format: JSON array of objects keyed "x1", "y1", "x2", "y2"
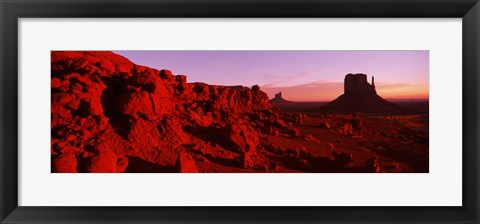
[
  {"x1": 269, "y1": 92, "x2": 291, "y2": 105},
  {"x1": 320, "y1": 73, "x2": 405, "y2": 114}
]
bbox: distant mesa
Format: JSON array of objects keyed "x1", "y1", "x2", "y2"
[
  {"x1": 344, "y1": 73, "x2": 376, "y2": 95},
  {"x1": 320, "y1": 73, "x2": 405, "y2": 114},
  {"x1": 269, "y1": 91, "x2": 292, "y2": 105}
]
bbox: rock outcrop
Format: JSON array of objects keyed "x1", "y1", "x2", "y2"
[
  {"x1": 269, "y1": 92, "x2": 291, "y2": 105},
  {"x1": 50, "y1": 51, "x2": 287, "y2": 173},
  {"x1": 320, "y1": 73, "x2": 405, "y2": 114},
  {"x1": 175, "y1": 152, "x2": 199, "y2": 173}
]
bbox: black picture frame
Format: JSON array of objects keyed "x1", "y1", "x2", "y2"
[{"x1": 1, "y1": 0, "x2": 479, "y2": 223}]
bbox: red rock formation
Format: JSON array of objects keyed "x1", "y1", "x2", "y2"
[
  {"x1": 320, "y1": 73, "x2": 406, "y2": 114},
  {"x1": 269, "y1": 91, "x2": 291, "y2": 106},
  {"x1": 344, "y1": 73, "x2": 376, "y2": 95},
  {"x1": 176, "y1": 152, "x2": 199, "y2": 173},
  {"x1": 52, "y1": 153, "x2": 78, "y2": 173},
  {"x1": 332, "y1": 151, "x2": 353, "y2": 165},
  {"x1": 51, "y1": 51, "x2": 273, "y2": 173}
]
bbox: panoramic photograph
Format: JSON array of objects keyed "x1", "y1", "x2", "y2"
[{"x1": 51, "y1": 50, "x2": 429, "y2": 173}]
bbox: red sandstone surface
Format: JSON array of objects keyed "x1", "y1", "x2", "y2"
[{"x1": 51, "y1": 51, "x2": 428, "y2": 173}]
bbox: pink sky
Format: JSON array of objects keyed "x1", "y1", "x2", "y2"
[{"x1": 114, "y1": 50, "x2": 429, "y2": 101}]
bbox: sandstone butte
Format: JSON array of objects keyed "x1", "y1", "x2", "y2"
[
  {"x1": 269, "y1": 91, "x2": 291, "y2": 105},
  {"x1": 51, "y1": 51, "x2": 308, "y2": 173},
  {"x1": 320, "y1": 73, "x2": 407, "y2": 114}
]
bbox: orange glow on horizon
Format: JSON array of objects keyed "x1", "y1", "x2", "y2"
[{"x1": 262, "y1": 82, "x2": 429, "y2": 102}]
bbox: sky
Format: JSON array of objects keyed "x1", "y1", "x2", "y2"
[{"x1": 114, "y1": 50, "x2": 429, "y2": 101}]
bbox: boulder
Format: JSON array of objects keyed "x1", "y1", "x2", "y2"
[
  {"x1": 59, "y1": 145, "x2": 80, "y2": 154},
  {"x1": 116, "y1": 157, "x2": 129, "y2": 173},
  {"x1": 224, "y1": 123, "x2": 259, "y2": 152},
  {"x1": 52, "y1": 153, "x2": 78, "y2": 173},
  {"x1": 88, "y1": 150, "x2": 117, "y2": 173},
  {"x1": 176, "y1": 152, "x2": 199, "y2": 173},
  {"x1": 339, "y1": 122, "x2": 354, "y2": 135},
  {"x1": 239, "y1": 151, "x2": 255, "y2": 168},
  {"x1": 116, "y1": 90, "x2": 153, "y2": 118},
  {"x1": 51, "y1": 77, "x2": 62, "y2": 88},
  {"x1": 332, "y1": 151, "x2": 353, "y2": 164},
  {"x1": 288, "y1": 127, "x2": 300, "y2": 138},
  {"x1": 364, "y1": 157, "x2": 381, "y2": 173},
  {"x1": 321, "y1": 121, "x2": 331, "y2": 129},
  {"x1": 302, "y1": 134, "x2": 317, "y2": 142}
]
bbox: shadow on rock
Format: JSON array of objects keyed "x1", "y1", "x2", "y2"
[
  {"x1": 182, "y1": 126, "x2": 235, "y2": 152},
  {"x1": 124, "y1": 156, "x2": 175, "y2": 173}
]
